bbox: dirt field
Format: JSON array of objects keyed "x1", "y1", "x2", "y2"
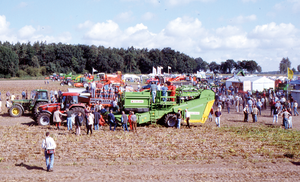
[{"x1": 0, "y1": 80, "x2": 300, "y2": 181}]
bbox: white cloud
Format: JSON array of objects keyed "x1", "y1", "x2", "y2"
[
  {"x1": 115, "y1": 11, "x2": 134, "y2": 23},
  {"x1": 250, "y1": 22, "x2": 298, "y2": 40},
  {"x1": 0, "y1": 15, "x2": 10, "y2": 34},
  {"x1": 77, "y1": 20, "x2": 94, "y2": 30},
  {"x1": 142, "y1": 12, "x2": 155, "y2": 21},
  {"x1": 231, "y1": 14, "x2": 257, "y2": 24},
  {"x1": 18, "y1": 2, "x2": 28, "y2": 8},
  {"x1": 18, "y1": 25, "x2": 36, "y2": 38},
  {"x1": 288, "y1": 0, "x2": 300, "y2": 13}
]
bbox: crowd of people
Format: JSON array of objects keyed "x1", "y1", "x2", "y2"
[{"x1": 211, "y1": 85, "x2": 299, "y2": 129}]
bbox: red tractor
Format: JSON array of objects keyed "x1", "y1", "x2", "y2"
[{"x1": 35, "y1": 92, "x2": 86, "y2": 126}]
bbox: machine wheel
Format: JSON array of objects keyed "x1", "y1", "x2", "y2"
[
  {"x1": 9, "y1": 105, "x2": 23, "y2": 117},
  {"x1": 33, "y1": 102, "x2": 48, "y2": 115},
  {"x1": 37, "y1": 113, "x2": 51, "y2": 126},
  {"x1": 164, "y1": 113, "x2": 177, "y2": 127},
  {"x1": 71, "y1": 107, "x2": 86, "y2": 126},
  {"x1": 60, "y1": 82, "x2": 64, "y2": 86}
]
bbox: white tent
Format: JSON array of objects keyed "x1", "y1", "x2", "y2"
[{"x1": 226, "y1": 76, "x2": 275, "y2": 92}]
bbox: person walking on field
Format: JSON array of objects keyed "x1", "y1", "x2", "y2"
[
  {"x1": 41, "y1": 132, "x2": 56, "y2": 172},
  {"x1": 176, "y1": 110, "x2": 182, "y2": 129},
  {"x1": 214, "y1": 107, "x2": 222, "y2": 127},
  {"x1": 185, "y1": 109, "x2": 190, "y2": 128},
  {"x1": 53, "y1": 107, "x2": 66, "y2": 130},
  {"x1": 75, "y1": 112, "x2": 83, "y2": 135},
  {"x1": 131, "y1": 111, "x2": 137, "y2": 134}
]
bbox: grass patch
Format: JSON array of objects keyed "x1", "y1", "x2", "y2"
[{"x1": 220, "y1": 125, "x2": 300, "y2": 159}]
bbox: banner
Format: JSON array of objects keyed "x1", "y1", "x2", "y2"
[{"x1": 288, "y1": 67, "x2": 293, "y2": 80}]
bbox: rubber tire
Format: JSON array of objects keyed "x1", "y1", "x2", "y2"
[
  {"x1": 9, "y1": 105, "x2": 23, "y2": 117},
  {"x1": 37, "y1": 112, "x2": 51, "y2": 126},
  {"x1": 71, "y1": 107, "x2": 86, "y2": 126},
  {"x1": 60, "y1": 82, "x2": 64, "y2": 86},
  {"x1": 33, "y1": 102, "x2": 48, "y2": 116},
  {"x1": 164, "y1": 113, "x2": 177, "y2": 127}
]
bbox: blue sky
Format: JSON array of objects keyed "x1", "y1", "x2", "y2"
[{"x1": 0, "y1": 0, "x2": 299, "y2": 72}]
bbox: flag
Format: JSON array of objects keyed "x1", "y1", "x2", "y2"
[
  {"x1": 92, "y1": 68, "x2": 98, "y2": 73},
  {"x1": 168, "y1": 66, "x2": 171, "y2": 69},
  {"x1": 288, "y1": 67, "x2": 293, "y2": 80}
]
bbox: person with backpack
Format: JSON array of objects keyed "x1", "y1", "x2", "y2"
[
  {"x1": 41, "y1": 132, "x2": 56, "y2": 172},
  {"x1": 75, "y1": 112, "x2": 83, "y2": 135}
]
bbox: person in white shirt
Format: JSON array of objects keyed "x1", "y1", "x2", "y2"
[
  {"x1": 87, "y1": 112, "x2": 94, "y2": 135},
  {"x1": 185, "y1": 109, "x2": 191, "y2": 128},
  {"x1": 41, "y1": 132, "x2": 56, "y2": 172}
]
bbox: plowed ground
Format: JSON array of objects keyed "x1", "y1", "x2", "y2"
[{"x1": 0, "y1": 80, "x2": 300, "y2": 181}]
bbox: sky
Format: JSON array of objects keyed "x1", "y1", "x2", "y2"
[{"x1": 0, "y1": 0, "x2": 299, "y2": 72}]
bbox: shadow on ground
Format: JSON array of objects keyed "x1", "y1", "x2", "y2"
[{"x1": 15, "y1": 162, "x2": 45, "y2": 171}]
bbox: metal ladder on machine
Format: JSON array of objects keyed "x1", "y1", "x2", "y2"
[{"x1": 149, "y1": 109, "x2": 156, "y2": 124}]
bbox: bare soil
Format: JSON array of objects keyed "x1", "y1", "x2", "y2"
[{"x1": 0, "y1": 80, "x2": 300, "y2": 181}]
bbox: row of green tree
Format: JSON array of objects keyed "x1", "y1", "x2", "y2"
[{"x1": 0, "y1": 41, "x2": 264, "y2": 78}]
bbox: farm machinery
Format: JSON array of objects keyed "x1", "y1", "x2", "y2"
[
  {"x1": 9, "y1": 89, "x2": 49, "y2": 117},
  {"x1": 35, "y1": 92, "x2": 86, "y2": 125},
  {"x1": 35, "y1": 85, "x2": 215, "y2": 127},
  {"x1": 35, "y1": 87, "x2": 118, "y2": 125},
  {"x1": 115, "y1": 85, "x2": 215, "y2": 127}
]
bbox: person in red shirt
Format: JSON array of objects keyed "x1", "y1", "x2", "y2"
[
  {"x1": 168, "y1": 83, "x2": 176, "y2": 102},
  {"x1": 128, "y1": 111, "x2": 133, "y2": 130}
]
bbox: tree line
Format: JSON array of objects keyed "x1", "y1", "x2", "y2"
[{"x1": 0, "y1": 41, "x2": 263, "y2": 78}]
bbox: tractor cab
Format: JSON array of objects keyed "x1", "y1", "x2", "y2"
[
  {"x1": 60, "y1": 93, "x2": 79, "y2": 110},
  {"x1": 30, "y1": 89, "x2": 48, "y2": 107}
]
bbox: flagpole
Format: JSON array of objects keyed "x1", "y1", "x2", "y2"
[{"x1": 287, "y1": 67, "x2": 288, "y2": 101}]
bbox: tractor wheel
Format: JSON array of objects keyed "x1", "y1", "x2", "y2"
[
  {"x1": 164, "y1": 113, "x2": 177, "y2": 127},
  {"x1": 9, "y1": 105, "x2": 23, "y2": 117},
  {"x1": 60, "y1": 82, "x2": 64, "y2": 86},
  {"x1": 37, "y1": 112, "x2": 51, "y2": 126},
  {"x1": 71, "y1": 107, "x2": 86, "y2": 126},
  {"x1": 33, "y1": 102, "x2": 48, "y2": 115}
]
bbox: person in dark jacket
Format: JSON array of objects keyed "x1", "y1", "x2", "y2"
[
  {"x1": 108, "y1": 110, "x2": 116, "y2": 131},
  {"x1": 75, "y1": 112, "x2": 83, "y2": 135},
  {"x1": 94, "y1": 109, "x2": 101, "y2": 130}
]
